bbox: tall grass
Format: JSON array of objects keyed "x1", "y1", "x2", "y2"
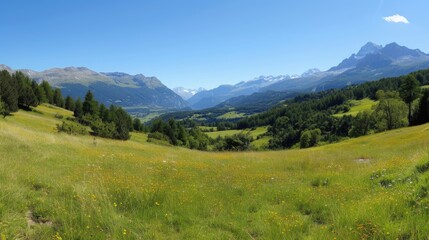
[{"x1": 1, "y1": 105, "x2": 429, "y2": 239}]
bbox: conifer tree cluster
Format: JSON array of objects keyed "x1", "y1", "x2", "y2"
[
  {"x1": 0, "y1": 70, "x2": 144, "y2": 140},
  {"x1": 0, "y1": 70, "x2": 65, "y2": 115}
]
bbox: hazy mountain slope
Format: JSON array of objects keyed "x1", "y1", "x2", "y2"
[
  {"x1": 0, "y1": 66, "x2": 187, "y2": 110},
  {"x1": 263, "y1": 42, "x2": 429, "y2": 92},
  {"x1": 173, "y1": 87, "x2": 205, "y2": 100},
  {"x1": 187, "y1": 75, "x2": 290, "y2": 109}
]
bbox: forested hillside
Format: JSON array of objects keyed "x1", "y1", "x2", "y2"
[{"x1": 236, "y1": 69, "x2": 429, "y2": 149}]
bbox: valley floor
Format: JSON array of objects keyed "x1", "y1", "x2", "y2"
[{"x1": 1, "y1": 105, "x2": 429, "y2": 239}]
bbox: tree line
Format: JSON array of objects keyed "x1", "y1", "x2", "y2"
[{"x1": 235, "y1": 69, "x2": 429, "y2": 150}]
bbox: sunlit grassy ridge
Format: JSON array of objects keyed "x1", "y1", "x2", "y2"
[
  {"x1": 205, "y1": 126, "x2": 270, "y2": 150},
  {"x1": 216, "y1": 111, "x2": 246, "y2": 120},
  {"x1": 205, "y1": 126, "x2": 268, "y2": 139},
  {"x1": 333, "y1": 98, "x2": 378, "y2": 117},
  {"x1": 1, "y1": 105, "x2": 429, "y2": 239}
]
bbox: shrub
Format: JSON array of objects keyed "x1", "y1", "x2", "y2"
[
  {"x1": 0, "y1": 100, "x2": 8, "y2": 118},
  {"x1": 416, "y1": 161, "x2": 429, "y2": 173},
  {"x1": 56, "y1": 121, "x2": 88, "y2": 135},
  {"x1": 148, "y1": 132, "x2": 170, "y2": 142},
  {"x1": 311, "y1": 178, "x2": 329, "y2": 187},
  {"x1": 216, "y1": 133, "x2": 252, "y2": 151},
  {"x1": 90, "y1": 119, "x2": 116, "y2": 138}
]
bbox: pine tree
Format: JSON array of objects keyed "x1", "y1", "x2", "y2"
[
  {"x1": 414, "y1": 89, "x2": 429, "y2": 125},
  {"x1": 399, "y1": 75, "x2": 421, "y2": 124},
  {"x1": 0, "y1": 70, "x2": 19, "y2": 112},
  {"x1": 40, "y1": 81, "x2": 54, "y2": 104},
  {"x1": 83, "y1": 90, "x2": 98, "y2": 116},
  {"x1": 53, "y1": 88, "x2": 64, "y2": 107},
  {"x1": 133, "y1": 118, "x2": 143, "y2": 132},
  {"x1": 112, "y1": 107, "x2": 130, "y2": 140},
  {"x1": 19, "y1": 86, "x2": 37, "y2": 108},
  {"x1": 0, "y1": 99, "x2": 8, "y2": 118},
  {"x1": 74, "y1": 99, "x2": 83, "y2": 118},
  {"x1": 65, "y1": 96, "x2": 75, "y2": 111},
  {"x1": 32, "y1": 80, "x2": 47, "y2": 104}
]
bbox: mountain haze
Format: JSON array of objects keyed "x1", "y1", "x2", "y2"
[
  {"x1": 173, "y1": 87, "x2": 205, "y2": 100},
  {"x1": 263, "y1": 42, "x2": 429, "y2": 92},
  {"x1": 0, "y1": 65, "x2": 188, "y2": 113},
  {"x1": 187, "y1": 75, "x2": 292, "y2": 109},
  {"x1": 185, "y1": 42, "x2": 429, "y2": 111}
]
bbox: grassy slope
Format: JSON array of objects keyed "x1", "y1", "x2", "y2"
[
  {"x1": 206, "y1": 127, "x2": 268, "y2": 139},
  {"x1": 333, "y1": 98, "x2": 378, "y2": 117},
  {"x1": 1, "y1": 106, "x2": 429, "y2": 239},
  {"x1": 216, "y1": 111, "x2": 246, "y2": 120},
  {"x1": 205, "y1": 127, "x2": 270, "y2": 149}
]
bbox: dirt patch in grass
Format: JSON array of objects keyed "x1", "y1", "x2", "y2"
[
  {"x1": 26, "y1": 211, "x2": 52, "y2": 227},
  {"x1": 355, "y1": 158, "x2": 371, "y2": 164}
]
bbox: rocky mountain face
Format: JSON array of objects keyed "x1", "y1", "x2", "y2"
[
  {"x1": 173, "y1": 87, "x2": 205, "y2": 100},
  {"x1": 187, "y1": 42, "x2": 429, "y2": 111},
  {"x1": 262, "y1": 42, "x2": 429, "y2": 92},
  {"x1": 0, "y1": 66, "x2": 188, "y2": 111},
  {"x1": 187, "y1": 75, "x2": 292, "y2": 110}
]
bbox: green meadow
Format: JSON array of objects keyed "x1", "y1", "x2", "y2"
[
  {"x1": 205, "y1": 126, "x2": 270, "y2": 150},
  {"x1": 333, "y1": 98, "x2": 378, "y2": 117},
  {"x1": 1, "y1": 105, "x2": 429, "y2": 239}
]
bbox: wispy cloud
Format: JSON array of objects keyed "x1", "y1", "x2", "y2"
[{"x1": 383, "y1": 14, "x2": 409, "y2": 24}]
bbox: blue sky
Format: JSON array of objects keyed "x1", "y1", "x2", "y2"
[{"x1": 0, "y1": 0, "x2": 428, "y2": 89}]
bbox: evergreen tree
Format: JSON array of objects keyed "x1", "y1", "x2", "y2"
[
  {"x1": 133, "y1": 118, "x2": 143, "y2": 132},
  {"x1": 65, "y1": 96, "x2": 75, "y2": 111},
  {"x1": 18, "y1": 85, "x2": 37, "y2": 108},
  {"x1": 40, "y1": 81, "x2": 54, "y2": 104},
  {"x1": 112, "y1": 107, "x2": 131, "y2": 140},
  {"x1": 53, "y1": 88, "x2": 64, "y2": 107},
  {"x1": 74, "y1": 99, "x2": 83, "y2": 118},
  {"x1": 414, "y1": 89, "x2": 429, "y2": 125},
  {"x1": 300, "y1": 130, "x2": 311, "y2": 148},
  {"x1": 0, "y1": 70, "x2": 19, "y2": 112},
  {"x1": 83, "y1": 90, "x2": 98, "y2": 116},
  {"x1": 98, "y1": 103, "x2": 110, "y2": 122},
  {"x1": 309, "y1": 128, "x2": 321, "y2": 146},
  {"x1": 0, "y1": 99, "x2": 8, "y2": 118},
  {"x1": 399, "y1": 75, "x2": 421, "y2": 124},
  {"x1": 32, "y1": 80, "x2": 47, "y2": 104}
]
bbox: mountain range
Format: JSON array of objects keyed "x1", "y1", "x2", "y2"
[
  {"x1": 0, "y1": 65, "x2": 188, "y2": 114},
  {"x1": 262, "y1": 42, "x2": 429, "y2": 93},
  {"x1": 2, "y1": 42, "x2": 429, "y2": 117},
  {"x1": 184, "y1": 42, "x2": 429, "y2": 110}
]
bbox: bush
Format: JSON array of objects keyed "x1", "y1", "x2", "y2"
[
  {"x1": 216, "y1": 133, "x2": 252, "y2": 151},
  {"x1": 416, "y1": 161, "x2": 429, "y2": 173},
  {"x1": 148, "y1": 132, "x2": 170, "y2": 143},
  {"x1": 90, "y1": 119, "x2": 116, "y2": 138},
  {"x1": 56, "y1": 121, "x2": 88, "y2": 135},
  {"x1": 311, "y1": 178, "x2": 329, "y2": 187},
  {"x1": 0, "y1": 100, "x2": 8, "y2": 118}
]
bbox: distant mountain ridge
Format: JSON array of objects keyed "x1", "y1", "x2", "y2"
[
  {"x1": 186, "y1": 42, "x2": 429, "y2": 111},
  {"x1": 187, "y1": 75, "x2": 293, "y2": 109},
  {"x1": 173, "y1": 87, "x2": 205, "y2": 100},
  {"x1": 0, "y1": 65, "x2": 188, "y2": 111},
  {"x1": 263, "y1": 42, "x2": 429, "y2": 93}
]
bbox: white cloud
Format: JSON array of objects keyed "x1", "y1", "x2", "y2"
[{"x1": 383, "y1": 14, "x2": 409, "y2": 24}]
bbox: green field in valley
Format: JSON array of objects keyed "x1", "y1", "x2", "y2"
[
  {"x1": 1, "y1": 105, "x2": 429, "y2": 239},
  {"x1": 216, "y1": 111, "x2": 246, "y2": 120},
  {"x1": 333, "y1": 98, "x2": 378, "y2": 117},
  {"x1": 205, "y1": 126, "x2": 268, "y2": 139}
]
